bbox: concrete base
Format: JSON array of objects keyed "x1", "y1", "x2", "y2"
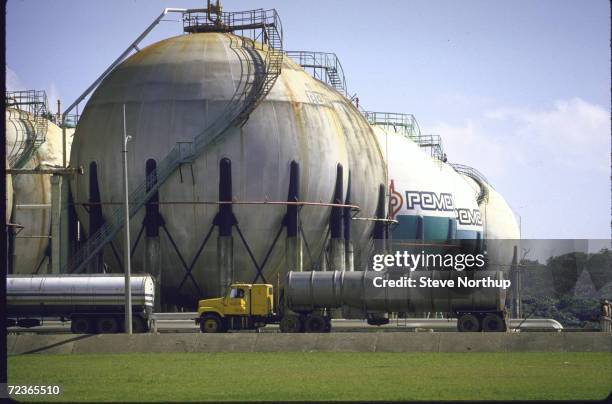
[{"x1": 7, "y1": 332, "x2": 612, "y2": 355}]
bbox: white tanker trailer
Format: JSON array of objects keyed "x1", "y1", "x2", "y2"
[{"x1": 7, "y1": 274, "x2": 154, "y2": 333}]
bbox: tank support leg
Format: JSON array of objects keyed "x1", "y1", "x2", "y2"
[
  {"x1": 330, "y1": 164, "x2": 345, "y2": 271},
  {"x1": 50, "y1": 174, "x2": 62, "y2": 274},
  {"x1": 216, "y1": 158, "x2": 235, "y2": 296},
  {"x1": 285, "y1": 161, "x2": 303, "y2": 278},
  {"x1": 373, "y1": 184, "x2": 387, "y2": 256},
  {"x1": 344, "y1": 171, "x2": 353, "y2": 272}
]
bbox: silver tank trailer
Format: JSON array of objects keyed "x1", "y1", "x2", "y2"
[
  {"x1": 7, "y1": 274, "x2": 154, "y2": 333},
  {"x1": 285, "y1": 269, "x2": 508, "y2": 331},
  {"x1": 286, "y1": 270, "x2": 505, "y2": 314},
  {"x1": 7, "y1": 274, "x2": 154, "y2": 309},
  {"x1": 69, "y1": 32, "x2": 386, "y2": 305}
]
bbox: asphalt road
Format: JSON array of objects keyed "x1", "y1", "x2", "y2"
[{"x1": 6, "y1": 314, "x2": 562, "y2": 334}]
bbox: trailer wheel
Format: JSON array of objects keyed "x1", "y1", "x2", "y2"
[
  {"x1": 96, "y1": 317, "x2": 120, "y2": 334},
  {"x1": 70, "y1": 317, "x2": 91, "y2": 334},
  {"x1": 457, "y1": 313, "x2": 481, "y2": 332},
  {"x1": 279, "y1": 314, "x2": 303, "y2": 333},
  {"x1": 482, "y1": 313, "x2": 506, "y2": 332},
  {"x1": 304, "y1": 314, "x2": 327, "y2": 333},
  {"x1": 200, "y1": 314, "x2": 224, "y2": 333}
]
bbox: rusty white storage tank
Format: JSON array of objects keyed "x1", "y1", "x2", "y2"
[
  {"x1": 5, "y1": 104, "x2": 73, "y2": 274},
  {"x1": 69, "y1": 29, "x2": 386, "y2": 306}
]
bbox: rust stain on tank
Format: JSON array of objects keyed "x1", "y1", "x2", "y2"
[{"x1": 280, "y1": 70, "x2": 309, "y2": 177}]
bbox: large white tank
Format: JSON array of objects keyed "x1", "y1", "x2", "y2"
[
  {"x1": 460, "y1": 173, "x2": 520, "y2": 270},
  {"x1": 6, "y1": 109, "x2": 72, "y2": 274},
  {"x1": 69, "y1": 33, "x2": 386, "y2": 304},
  {"x1": 372, "y1": 126, "x2": 456, "y2": 241},
  {"x1": 440, "y1": 163, "x2": 484, "y2": 240}
]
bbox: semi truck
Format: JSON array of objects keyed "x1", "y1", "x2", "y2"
[
  {"x1": 195, "y1": 269, "x2": 509, "y2": 333},
  {"x1": 194, "y1": 282, "x2": 332, "y2": 333},
  {"x1": 7, "y1": 274, "x2": 155, "y2": 333}
]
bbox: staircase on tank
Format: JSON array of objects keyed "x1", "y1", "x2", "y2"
[
  {"x1": 364, "y1": 111, "x2": 447, "y2": 161},
  {"x1": 5, "y1": 90, "x2": 49, "y2": 169},
  {"x1": 285, "y1": 51, "x2": 348, "y2": 97},
  {"x1": 66, "y1": 8, "x2": 284, "y2": 274},
  {"x1": 450, "y1": 164, "x2": 490, "y2": 203}
]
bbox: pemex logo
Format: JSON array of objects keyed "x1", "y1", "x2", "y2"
[{"x1": 389, "y1": 180, "x2": 403, "y2": 219}]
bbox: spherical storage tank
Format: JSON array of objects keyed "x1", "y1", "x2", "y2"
[
  {"x1": 464, "y1": 175, "x2": 520, "y2": 269},
  {"x1": 372, "y1": 126, "x2": 484, "y2": 243},
  {"x1": 69, "y1": 32, "x2": 386, "y2": 306},
  {"x1": 6, "y1": 108, "x2": 73, "y2": 274}
]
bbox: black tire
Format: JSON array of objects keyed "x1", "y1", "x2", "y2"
[
  {"x1": 96, "y1": 316, "x2": 120, "y2": 334},
  {"x1": 304, "y1": 314, "x2": 327, "y2": 333},
  {"x1": 200, "y1": 314, "x2": 224, "y2": 333},
  {"x1": 482, "y1": 313, "x2": 506, "y2": 332},
  {"x1": 457, "y1": 313, "x2": 481, "y2": 332},
  {"x1": 279, "y1": 314, "x2": 303, "y2": 333},
  {"x1": 70, "y1": 316, "x2": 92, "y2": 334}
]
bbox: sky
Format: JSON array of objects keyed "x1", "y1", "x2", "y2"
[{"x1": 6, "y1": 0, "x2": 611, "y2": 239}]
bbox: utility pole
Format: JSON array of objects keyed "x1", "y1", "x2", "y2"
[{"x1": 122, "y1": 104, "x2": 133, "y2": 334}]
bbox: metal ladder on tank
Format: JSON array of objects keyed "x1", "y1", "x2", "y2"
[{"x1": 65, "y1": 9, "x2": 284, "y2": 274}]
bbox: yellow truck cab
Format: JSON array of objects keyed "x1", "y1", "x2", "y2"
[{"x1": 195, "y1": 283, "x2": 276, "y2": 333}]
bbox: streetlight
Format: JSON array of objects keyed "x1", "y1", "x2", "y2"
[{"x1": 122, "y1": 104, "x2": 133, "y2": 334}]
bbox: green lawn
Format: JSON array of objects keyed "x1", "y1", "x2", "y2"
[{"x1": 7, "y1": 352, "x2": 612, "y2": 402}]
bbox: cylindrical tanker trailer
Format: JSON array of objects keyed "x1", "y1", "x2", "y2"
[
  {"x1": 7, "y1": 274, "x2": 154, "y2": 333},
  {"x1": 68, "y1": 10, "x2": 386, "y2": 308},
  {"x1": 285, "y1": 269, "x2": 510, "y2": 332}
]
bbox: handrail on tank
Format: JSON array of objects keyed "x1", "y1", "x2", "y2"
[
  {"x1": 363, "y1": 111, "x2": 421, "y2": 138},
  {"x1": 451, "y1": 163, "x2": 491, "y2": 203},
  {"x1": 5, "y1": 90, "x2": 50, "y2": 168},
  {"x1": 285, "y1": 51, "x2": 348, "y2": 97},
  {"x1": 365, "y1": 111, "x2": 447, "y2": 160}
]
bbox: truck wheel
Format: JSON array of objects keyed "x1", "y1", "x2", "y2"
[
  {"x1": 279, "y1": 314, "x2": 303, "y2": 333},
  {"x1": 482, "y1": 313, "x2": 506, "y2": 332},
  {"x1": 96, "y1": 317, "x2": 120, "y2": 334},
  {"x1": 70, "y1": 317, "x2": 91, "y2": 334},
  {"x1": 200, "y1": 314, "x2": 224, "y2": 333},
  {"x1": 305, "y1": 314, "x2": 327, "y2": 333},
  {"x1": 457, "y1": 313, "x2": 481, "y2": 332}
]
